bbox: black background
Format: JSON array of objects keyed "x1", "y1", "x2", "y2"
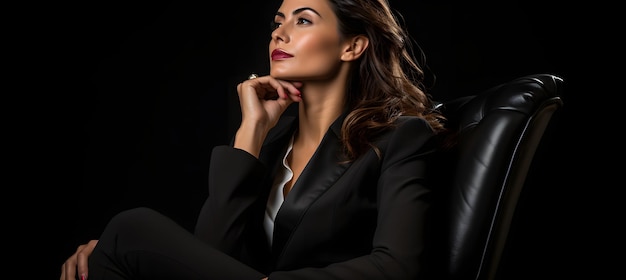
[{"x1": 16, "y1": 0, "x2": 614, "y2": 278}]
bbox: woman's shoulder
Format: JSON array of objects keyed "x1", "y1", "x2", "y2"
[
  {"x1": 373, "y1": 116, "x2": 436, "y2": 146},
  {"x1": 394, "y1": 116, "x2": 434, "y2": 133},
  {"x1": 371, "y1": 115, "x2": 439, "y2": 163}
]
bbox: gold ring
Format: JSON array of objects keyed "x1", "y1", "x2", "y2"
[{"x1": 248, "y1": 73, "x2": 258, "y2": 80}]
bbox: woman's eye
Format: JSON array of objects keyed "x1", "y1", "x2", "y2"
[
  {"x1": 270, "y1": 18, "x2": 310, "y2": 31},
  {"x1": 296, "y1": 18, "x2": 311, "y2": 25}
]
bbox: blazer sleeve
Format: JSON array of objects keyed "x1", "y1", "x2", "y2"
[
  {"x1": 269, "y1": 117, "x2": 438, "y2": 280},
  {"x1": 194, "y1": 146, "x2": 269, "y2": 257}
]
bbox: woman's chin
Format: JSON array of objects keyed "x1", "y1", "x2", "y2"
[
  {"x1": 271, "y1": 74, "x2": 301, "y2": 81},
  {"x1": 270, "y1": 68, "x2": 303, "y2": 80}
]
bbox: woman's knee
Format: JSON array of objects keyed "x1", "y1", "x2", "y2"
[{"x1": 106, "y1": 207, "x2": 164, "y2": 235}]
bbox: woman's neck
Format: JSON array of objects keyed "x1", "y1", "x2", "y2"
[{"x1": 295, "y1": 80, "x2": 345, "y2": 146}]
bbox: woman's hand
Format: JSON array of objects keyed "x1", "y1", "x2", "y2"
[
  {"x1": 234, "y1": 75, "x2": 302, "y2": 157},
  {"x1": 60, "y1": 240, "x2": 98, "y2": 280}
]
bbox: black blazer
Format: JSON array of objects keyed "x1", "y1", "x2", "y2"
[{"x1": 194, "y1": 112, "x2": 438, "y2": 280}]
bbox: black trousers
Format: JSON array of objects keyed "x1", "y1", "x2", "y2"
[{"x1": 87, "y1": 207, "x2": 266, "y2": 280}]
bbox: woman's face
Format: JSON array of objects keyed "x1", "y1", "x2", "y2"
[{"x1": 269, "y1": 0, "x2": 344, "y2": 81}]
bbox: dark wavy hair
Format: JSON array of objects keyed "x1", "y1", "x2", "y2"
[{"x1": 328, "y1": 0, "x2": 445, "y2": 160}]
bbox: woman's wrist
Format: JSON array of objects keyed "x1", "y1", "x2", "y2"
[{"x1": 233, "y1": 122, "x2": 269, "y2": 158}]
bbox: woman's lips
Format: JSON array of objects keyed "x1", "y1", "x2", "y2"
[{"x1": 271, "y1": 49, "x2": 293, "y2": 60}]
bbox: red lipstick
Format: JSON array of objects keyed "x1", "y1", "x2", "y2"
[{"x1": 271, "y1": 49, "x2": 293, "y2": 60}]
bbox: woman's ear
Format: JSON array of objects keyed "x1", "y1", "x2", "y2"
[{"x1": 341, "y1": 35, "x2": 369, "y2": 61}]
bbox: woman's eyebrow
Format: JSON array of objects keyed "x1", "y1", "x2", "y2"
[{"x1": 275, "y1": 7, "x2": 322, "y2": 18}]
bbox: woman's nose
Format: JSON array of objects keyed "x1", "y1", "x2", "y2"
[{"x1": 271, "y1": 25, "x2": 289, "y2": 43}]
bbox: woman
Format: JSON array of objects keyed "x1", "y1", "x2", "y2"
[{"x1": 61, "y1": 0, "x2": 446, "y2": 279}]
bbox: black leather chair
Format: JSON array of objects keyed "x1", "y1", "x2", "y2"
[{"x1": 425, "y1": 74, "x2": 564, "y2": 280}]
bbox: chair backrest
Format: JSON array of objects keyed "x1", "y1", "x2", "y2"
[{"x1": 424, "y1": 74, "x2": 564, "y2": 280}]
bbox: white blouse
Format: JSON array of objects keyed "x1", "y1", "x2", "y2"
[{"x1": 263, "y1": 136, "x2": 294, "y2": 246}]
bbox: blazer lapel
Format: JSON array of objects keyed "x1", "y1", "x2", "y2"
[
  {"x1": 271, "y1": 112, "x2": 352, "y2": 256},
  {"x1": 258, "y1": 115, "x2": 298, "y2": 173}
]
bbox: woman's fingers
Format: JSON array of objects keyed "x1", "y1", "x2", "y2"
[
  {"x1": 60, "y1": 240, "x2": 98, "y2": 280},
  {"x1": 237, "y1": 75, "x2": 302, "y2": 124},
  {"x1": 239, "y1": 76, "x2": 302, "y2": 101},
  {"x1": 276, "y1": 80, "x2": 302, "y2": 100},
  {"x1": 77, "y1": 240, "x2": 98, "y2": 280}
]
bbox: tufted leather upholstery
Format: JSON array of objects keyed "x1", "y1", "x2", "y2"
[{"x1": 425, "y1": 74, "x2": 564, "y2": 280}]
